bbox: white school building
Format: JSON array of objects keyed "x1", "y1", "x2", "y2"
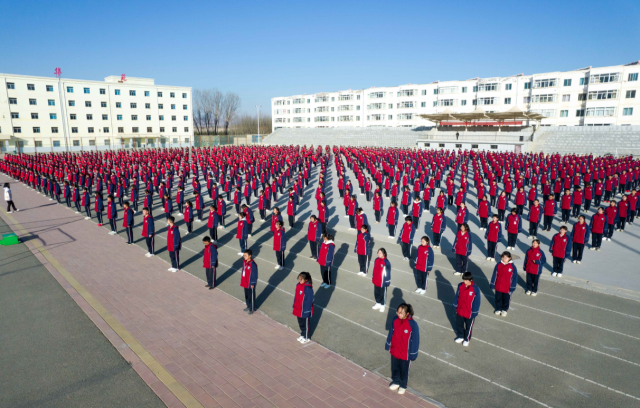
[
  {"x1": 271, "y1": 60, "x2": 640, "y2": 132},
  {"x1": 0, "y1": 73, "x2": 193, "y2": 153}
]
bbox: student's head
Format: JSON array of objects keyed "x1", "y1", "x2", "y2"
[
  {"x1": 310, "y1": 215, "x2": 317, "y2": 222},
  {"x1": 390, "y1": 201, "x2": 397, "y2": 207},
  {"x1": 273, "y1": 206, "x2": 280, "y2": 214},
  {"x1": 405, "y1": 216, "x2": 412, "y2": 223},
  {"x1": 243, "y1": 249, "x2": 252, "y2": 261},
  {"x1": 462, "y1": 272, "x2": 473, "y2": 285},
  {"x1": 107, "y1": 194, "x2": 114, "y2": 201},
  {"x1": 510, "y1": 208, "x2": 517, "y2": 214},
  {"x1": 560, "y1": 226, "x2": 568, "y2": 234},
  {"x1": 481, "y1": 195, "x2": 487, "y2": 201},
  {"x1": 534, "y1": 199, "x2": 539, "y2": 205},
  {"x1": 203, "y1": 236, "x2": 211, "y2": 244},
  {"x1": 436, "y1": 207, "x2": 443, "y2": 214},
  {"x1": 578, "y1": 215, "x2": 586, "y2": 224},
  {"x1": 377, "y1": 248, "x2": 387, "y2": 259},
  {"x1": 323, "y1": 233, "x2": 334, "y2": 242},
  {"x1": 123, "y1": 201, "x2": 130, "y2": 208},
  {"x1": 297, "y1": 272, "x2": 312, "y2": 285},
  {"x1": 421, "y1": 236, "x2": 430, "y2": 246},
  {"x1": 186, "y1": 200, "x2": 193, "y2": 207},
  {"x1": 168, "y1": 216, "x2": 175, "y2": 225},
  {"x1": 501, "y1": 251, "x2": 512, "y2": 263},
  {"x1": 360, "y1": 225, "x2": 369, "y2": 233},
  {"x1": 276, "y1": 220, "x2": 283, "y2": 229},
  {"x1": 356, "y1": 207, "x2": 363, "y2": 214},
  {"x1": 142, "y1": 207, "x2": 149, "y2": 215},
  {"x1": 396, "y1": 303, "x2": 414, "y2": 319},
  {"x1": 460, "y1": 202, "x2": 466, "y2": 208},
  {"x1": 460, "y1": 223, "x2": 469, "y2": 232}
]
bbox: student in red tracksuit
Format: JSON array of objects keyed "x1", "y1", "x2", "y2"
[
  {"x1": 477, "y1": 195, "x2": 491, "y2": 230},
  {"x1": 589, "y1": 207, "x2": 607, "y2": 250},
  {"x1": 374, "y1": 191, "x2": 384, "y2": 223},
  {"x1": 453, "y1": 272, "x2": 480, "y2": 347},
  {"x1": 560, "y1": 190, "x2": 572, "y2": 223},
  {"x1": 523, "y1": 239, "x2": 546, "y2": 295},
  {"x1": 453, "y1": 223, "x2": 472, "y2": 275},
  {"x1": 543, "y1": 197, "x2": 557, "y2": 231},
  {"x1": 386, "y1": 201, "x2": 399, "y2": 238},
  {"x1": 184, "y1": 201, "x2": 194, "y2": 234},
  {"x1": 203, "y1": 236, "x2": 218, "y2": 289},
  {"x1": 431, "y1": 207, "x2": 446, "y2": 248},
  {"x1": 605, "y1": 201, "x2": 619, "y2": 241},
  {"x1": 307, "y1": 215, "x2": 322, "y2": 260},
  {"x1": 166, "y1": 216, "x2": 182, "y2": 272},
  {"x1": 107, "y1": 194, "x2": 118, "y2": 235},
  {"x1": 207, "y1": 205, "x2": 219, "y2": 242},
  {"x1": 142, "y1": 207, "x2": 155, "y2": 256},
  {"x1": 505, "y1": 208, "x2": 522, "y2": 250},
  {"x1": 528, "y1": 199, "x2": 541, "y2": 239},
  {"x1": 122, "y1": 201, "x2": 134, "y2": 244},
  {"x1": 240, "y1": 250, "x2": 258, "y2": 314},
  {"x1": 570, "y1": 215, "x2": 591, "y2": 264},
  {"x1": 485, "y1": 214, "x2": 502, "y2": 261},
  {"x1": 372, "y1": 248, "x2": 392, "y2": 313},
  {"x1": 398, "y1": 216, "x2": 415, "y2": 260},
  {"x1": 414, "y1": 236, "x2": 434, "y2": 294},
  {"x1": 216, "y1": 195, "x2": 226, "y2": 228},
  {"x1": 385, "y1": 303, "x2": 419, "y2": 395},
  {"x1": 273, "y1": 221, "x2": 287, "y2": 270},
  {"x1": 237, "y1": 212, "x2": 249, "y2": 255},
  {"x1": 318, "y1": 233, "x2": 335, "y2": 288},
  {"x1": 355, "y1": 225, "x2": 372, "y2": 276},
  {"x1": 549, "y1": 226, "x2": 570, "y2": 277},
  {"x1": 490, "y1": 251, "x2": 518, "y2": 317},
  {"x1": 293, "y1": 272, "x2": 314, "y2": 344},
  {"x1": 617, "y1": 195, "x2": 629, "y2": 232}
]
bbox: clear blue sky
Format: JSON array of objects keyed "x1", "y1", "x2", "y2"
[{"x1": 1, "y1": 0, "x2": 639, "y2": 115}]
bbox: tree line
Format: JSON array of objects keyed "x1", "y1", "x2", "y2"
[{"x1": 192, "y1": 89, "x2": 271, "y2": 136}]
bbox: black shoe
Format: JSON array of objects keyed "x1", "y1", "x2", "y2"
[
  {"x1": 204, "y1": 284, "x2": 210, "y2": 287},
  {"x1": 248, "y1": 310, "x2": 254, "y2": 315},
  {"x1": 208, "y1": 286, "x2": 214, "y2": 290},
  {"x1": 243, "y1": 308, "x2": 250, "y2": 312}
]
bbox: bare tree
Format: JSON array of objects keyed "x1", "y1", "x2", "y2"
[
  {"x1": 222, "y1": 92, "x2": 241, "y2": 135},
  {"x1": 192, "y1": 89, "x2": 205, "y2": 135},
  {"x1": 212, "y1": 90, "x2": 223, "y2": 135},
  {"x1": 202, "y1": 90, "x2": 213, "y2": 135}
]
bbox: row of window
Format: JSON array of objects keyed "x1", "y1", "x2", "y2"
[
  {"x1": 8, "y1": 98, "x2": 188, "y2": 110},
  {"x1": 10, "y1": 112, "x2": 188, "y2": 121},
  {"x1": 14, "y1": 138, "x2": 191, "y2": 148},
  {"x1": 6, "y1": 82, "x2": 188, "y2": 98},
  {"x1": 10, "y1": 126, "x2": 190, "y2": 134}
]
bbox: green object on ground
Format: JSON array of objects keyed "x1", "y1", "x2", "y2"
[{"x1": 0, "y1": 233, "x2": 19, "y2": 246}]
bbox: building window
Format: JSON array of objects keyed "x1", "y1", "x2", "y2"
[
  {"x1": 505, "y1": 84, "x2": 512, "y2": 91},
  {"x1": 562, "y1": 94, "x2": 570, "y2": 102},
  {"x1": 34, "y1": 141, "x2": 43, "y2": 148},
  {"x1": 182, "y1": 93, "x2": 187, "y2": 98},
  {"x1": 577, "y1": 93, "x2": 587, "y2": 101},
  {"x1": 460, "y1": 100, "x2": 466, "y2": 106},
  {"x1": 69, "y1": 100, "x2": 75, "y2": 107},
  {"x1": 579, "y1": 77, "x2": 587, "y2": 85},
  {"x1": 173, "y1": 138, "x2": 178, "y2": 143},
  {"x1": 461, "y1": 87, "x2": 467, "y2": 93},
  {"x1": 129, "y1": 90, "x2": 136, "y2": 96},
  {"x1": 147, "y1": 127, "x2": 153, "y2": 133},
  {"x1": 88, "y1": 127, "x2": 94, "y2": 133},
  {"x1": 50, "y1": 113, "x2": 57, "y2": 119},
  {"x1": 52, "y1": 127, "x2": 59, "y2": 133},
  {"x1": 29, "y1": 99, "x2": 37, "y2": 105},
  {"x1": 159, "y1": 115, "x2": 164, "y2": 121},
  {"x1": 473, "y1": 86, "x2": 478, "y2": 92},
  {"x1": 560, "y1": 110, "x2": 569, "y2": 117},
  {"x1": 115, "y1": 89, "x2": 120, "y2": 95},
  {"x1": 504, "y1": 97, "x2": 511, "y2": 104},
  {"x1": 626, "y1": 90, "x2": 636, "y2": 99},
  {"x1": 86, "y1": 114, "x2": 93, "y2": 120},
  {"x1": 132, "y1": 127, "x2": 139, "y2": 133},
  {"x1": 84, "y1": 88, "x2": 90, "y2": 94},
  {"x1": 104, "y1": 139, "x2": 109, "y2": 145},
  {"x1": 27, "y1": 84, "x2": 35, "y2": 91},
  {"x1": 48, "y1": 100, "x2": 55, "y2": 106},
  {"x1": 144, "y1": 91, "x2": 150, "y2": 97},
  {"x1": 171, "y1": 104, "x2": 176, "y2": 110},
  {"x1": 171, "y1": 116, "x2": 176, "y2": 121},
  {"x1": 102, "y1": 114, "x2": 108, "y2": 120},
  {"x1": 51, "y1": 140, "x2": 60, "y2": 147},
  {"x1": 623, "y1": 108, "x2": 634, "y2": 116},
  {"x1": 183, "y1": 105, "x2": 188, "y2": 110},
  {"x1": 116, "y1": 102, "x2": 121, "y2": 108},
  {"x1": 158, "y1": 92, "x2": 163, "y2": 97},
  {"x1": 160, "y1": 127, "x2": 165, "y2": 132},
  {"x1": 438, "y1": 143, "x2": 445, "y2": 148},
  {"x1": 100, "y1": 88, "x2": 106, "y2": 95},
  {"x1": 117, "y1": 115, "x2": 123, "y2": 120},
  {"x1": 88, "y1": 140, "x2": 95, "y2": 146},
  {"x1": 531, "y1": 94, "x2": 556, "y2": 103},
  {"x1": 103, "y1": 127, "x2": 109, "y2": 133},
  {"x1": 85, "y1": 101, "x2": 92, "y2": 107},
  {"x1": 70, "y1": 114, "x2": 77, "y2": 120},
  {"x1": 587, "y1": 90, "x2": 618, "y2": 100},
  {"x1": 9, "y1": 98, "x2": 17, "y2": 104},
  {"x1": 146, "y1": 115, "x2": 151, "y2": 120},
  {"x1": 13, "y1": 127, "x2": 21, "y2": 133},
  {"x1": 118, "y1": 127, "x2": 124, "y2": 133},
  {"x1": 183, "y1": 116, "x2": 188, "y2": 121},
  {"x1": 131, "y1": 115, "x2": 138, "y2": 120},
  {"x1": 471, "y1": 144, "x2": 479, "y2": 149},
  {"x1": 524, "y1": 82, "x2": 531, "y2": 90},
  {"x1": 73, "y1": 140, "x2": 80, "y2": 146},
  {"x1": 455, "y1": 144, "x2": 462, "y2": 148},
  {"x1": 11, "y1": 113, "x2": 19, "y2": 119},
  {"x1": 172, "y1": 127, "x2": 177, "y2": 132},
  {"x1": 101, "y1": 101, "x2": 107, "y2": 108},
  {"x1": 590, "y1": 73, "x2": 619, "y2": 83},
  {"x1": 71, "y1": 127, "x2": 78, "y2": 133},
  {"x1": 491, "y1": 145, "x2": 498, "y2": 149},
  {"x1": 184, "y1": 137, "x2": 189, "y2": 143},
  {"x1": 170, "y1": 92, "x2": 175, "y2": 98},
  {"x1": 629, "y1": 73, "x2": 639, "y2": 82},
  {"x1": 33, "y1": 127, "x2": 40, "y2": 133},
  {"x1": 67, "y1": 87, "x2": 73, "y2": 93},
  {"x1": 7, "y1": 82, "x2": 15, "y2": 89},
  {"x1": 158, "y1": 104, "x2": 163, "y2": 109},
  {"x1": 46, "y1": 85, "x2": 54, "y2": 92},
  {"x1": 31, "y1": 113, "x2": 39, "y2": 119},
  {"x1": 563, "y1": 79, "x2": 572, "y2": 86},
  {"x1": 130, "y1": 103, "x2": 137, "y2": 108},
  {"x1": 586, "y1": 107, "x2": 616, "y2": 117},
  {"x1": 145, "y1": 103, "x2": 151, "y2": 109}
]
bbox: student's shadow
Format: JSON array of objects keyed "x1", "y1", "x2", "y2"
[
  {"x1": 385, "y1": 287, "x2": 405, "y2": 331},
  {"x1": 434, "y1": 270, "x2": 457, "y2": 331}
]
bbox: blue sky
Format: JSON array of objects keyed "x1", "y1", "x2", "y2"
[{"x1": 1, "y1": 0, "x2": 639, "y2": 115}]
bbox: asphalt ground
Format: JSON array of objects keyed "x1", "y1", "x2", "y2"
[
  {"x1": 0, "y1": 214, "x2": 165, "y2": 408},
  {"x1": 3, "y1": 156, "x2": 640, "y2": 408}
]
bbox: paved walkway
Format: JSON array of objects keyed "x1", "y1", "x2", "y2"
[{"x1": 0, "y1": 176, "x2": 434, "y2": 408}]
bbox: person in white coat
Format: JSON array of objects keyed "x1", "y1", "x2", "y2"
[{"x1": 4, "y1": 183, "x2": 18, "y2": 213}]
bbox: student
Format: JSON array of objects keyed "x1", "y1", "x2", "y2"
[
  {"x1": 307, "y1": 215, "x2": 322, "y2": 259},
  {"x1": 207, "y1": 205, "x2": 219, "y2": 242},
  {"x1": 237, "y1": 212, "x2": 249, "y2": 255},
  {"x1": 401, "y1": 186, "x2": 411, "y2": 215},
  {"x1": 318, "y1": 200, "x2": 328, "y2": 233},
  {"x1": 453, "y1": 272, "x2": 480, "y2": 347},
  {"x1": 410, "y1": 196, "x2": 423, "y2": 227},
  {"x1": 106, "y1": 195, "x2": 118, "y2": 235},
  {"x1": 455, "y1": 202, "x2": 469, "y2": 230},
  {"x1": 292, "y1": 272, "x2": 314, "y2": 344},
  {"x1": 505, "y1": 208, "x2": 522, "y2": 250},
  {"x1": 184, "y1": 201, "x2": 194, "y2": 234},
  {"x1": 176, "y1": 186, "x2": 185, "y2": 216},
  {"x1": 163, "y1": 194, "x2": 173, "y2": 221},
  {"x1": 63, "y1": 181, "x2": 71, "y2": 208},
  {"x1": 195, "y1": 191, "x2": 204, "y2": 222},
  {"x1": 287, "y1": 195, "x2": 297, "y2": 228},
  {"x1": 82, "y1": 187, "x2": 92, "y2": 220},
  {"x1": 258, "y1": 190, "x2": 269, "y2": 221},
  {"x1": 355, "y1": 225, "x2": 372, "y2": 276},
  {"x1": 94, "y1": 192, "x2": 104, "y2": 227},
  {"x1": 515, "y1": 187, "x2": 525, "y2": 215},
  {"x1": 497, "y1": 191, "x2": 507, "y2": 222},
  {"x1": 130, "y1": 185, "x2": 139, "y2": 213},
  {"x1": 374, "y1": 191, "x2": 384, "y2": 223},
  {"x1": 73, "y1": 184, "x2": 81, "y2": 213},
  {"x1": 317, "y1": 233, "x2": 336, "y2": 288},
  {"x1": 347, "y1": 195, "x2": 358, "y2": 229},
  {"x1": 543, "y1": 197, "x2": 557, "y2": 231},
  {"x1": 240, "y1": 250, "x2": 258, "y2": 314},
  {"x1": 217, "y1": 194, "x2": 227, "y2": 228},
  {"x1": 242, "y1": 204, "x2": 255, "y2": 237},
  {"x1": 143, "y1": 190, "x2": 153, "y2": 217},
  {"x1": 233, "y1": 186, "x2": 242, "y2": 214},
  {"x1": 203, "y1": 236, "x2": 219, "y2": 289},
  {"x1": 167, "y1": 216, "x2": 182, "y2": 272},
  {"x1": 490, "y1": 251, "x2": 518, "y2": 317},
  {"x1": 523, "y1": 239, "x2": 546, "y2": 296},
  {"x1": 617, "y1": 195, "x2": 629, "y2": 232},
  {"x1": 414, "y1": 236, "x2": 434, "y2": 294},
  {"x1": 431, "y1": 207, "x2": 446, "y2": 248},
  {"x1": 385, "y1": 303, "x2": 419, "y2": 395},
  {"x1": 570, "y1": 215, "x2": 591, "y2": 264},
  {"x1": 549, "y1": 226, "x2": 571, "y2": 277},
  {"x1": 386, "y1": 201, "x2": 400, "y2": 238},
  {"x1": 452, "y1": 223, "x2": 472, "y2": 275},
  {"x1": 604, "y1": 201, "x2": 619, "y2": 241},
  {"x1": 141, "y1": 207, "x2": 155, "y2": 257},
  {"x1": 477, "y1": 195, "x2": 491, "y2": 230},
  {"x1": 572, "y1": 187, "x2": 583, "y2": 218},
  {"x1": 528, "y1": 199, "x2": 541, "y2": 239},
  {"x1": 398, "y1": 216, "x2": 415, "y2": 260},
  {"x1": 372, "y1": 248, "x2": 391, "y2": 313},
  {"x1": 122, "y1": 202, "x2": 134, "y2": 244},
  {"x1": 589, "y1": 207, "x2": 607, "y2": 251},
  {"x1": 560, "y1": 190, "x2": 572, "y2": 224},
  {"x1": 273, "y1": 221, "x2": 287, "y2": 270},
  {"x1": 355, "y1": 207, "x2": 369, "y2": 231},
  {"x1": 484, "y1": 214, "x2": 503, "y2": 261}
]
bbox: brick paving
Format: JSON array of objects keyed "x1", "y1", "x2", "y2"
[{"x1": 0, "y1": 177, "x2": 436, "y2": 408}]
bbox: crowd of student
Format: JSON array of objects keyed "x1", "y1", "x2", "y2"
[{"x1": 1, "y1": 145, "x2": 637, "y2": 394}]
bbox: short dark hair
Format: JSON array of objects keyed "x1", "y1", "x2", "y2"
[
  {"x1": 462, "y1": 272, "x2": 473, "y2": 281},
  {"x1": 501, "y1": 251, "x2": 512, "y2": 259},
  {"x1": 397, "y1": 303, "x2": 414, "y2": 317},
  {"x1": 421, "y1": 236, "x2": 430, "y2": 244},
  {"x1": 142, "y1": 206, "x2": 149, "y2": 212},
  {"x1": 168, "y1": 216, "x2": 175, "y2": 223},
  {"x1": 245, "y1": 249, "x2": 253, "y2": 257},
  {"x1": 203, "y1": 236, "x2": 211, "y2": 243}
]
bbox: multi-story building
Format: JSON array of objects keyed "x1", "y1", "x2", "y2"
[
  {"x1": 271, "y1": 60, "x2": 640, "y2": 131},
  {"x1": 0, "y1": 73, "x2": 192, "y2": 152}
]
